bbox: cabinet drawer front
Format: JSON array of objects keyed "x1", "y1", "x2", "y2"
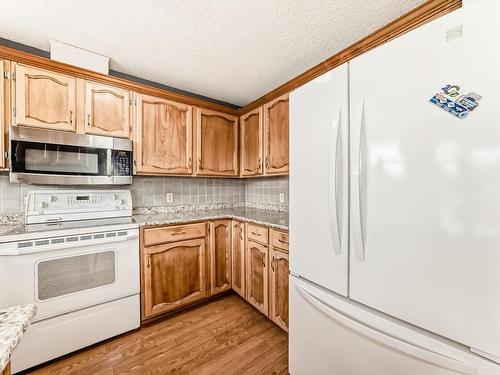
[
  {"x1": 247, "y1": 224, "x2": 269, "y2": 244},
  {"x1": 144, "y1": 223, "x2": 206, "y2": 246},
  {"x1": 271, "y1": 230, "x2": 289, "y2": 252}
]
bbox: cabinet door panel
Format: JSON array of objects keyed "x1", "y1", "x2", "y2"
[
  {"x1": 240, "y1": 107, "x2": 263, "y2": 176},
  {"x1": 264, "y1": 94, "x2": 289, "y2": 174},
  {"x1": 136, "y1": 94, "x2": 193, "y2": 175},
  {"x1": 143, "y1": 238, "x2": 207, "y2": 319},
  {"x1": 231, "y1": 221, "x2": 245, "y2": 298},
  {"x1": 246, "y1": 239, "x2": 268, "y2": 315},
  {"x1": 210, "y1": 220, "x2": 232, "y2": 295},
  {"x1": 0, "y1": 60, "x2": 4, "y2": 169},
  {"x1": 85, "y1": 82, "x2": 130, "y2": 138},
  {"x1": 270, "y1": 248, "x2": 289, "y2": 331},
  {"x1": 196, "y1": 108, "x2": 238, "y2": 176},
  {"x1": 14, "y1": 64, "x2": 76, "y2": 131}
]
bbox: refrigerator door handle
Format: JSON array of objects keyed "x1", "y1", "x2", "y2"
[
  {"x1": 353, "y1": 102, "x2": 367, "y2": 261},
  {"x1": 295, "y1": 284, "x2": 477, "y2": 375},
  {"x1": 329, "y1": 108, "x2": 342, "y2": 255}
]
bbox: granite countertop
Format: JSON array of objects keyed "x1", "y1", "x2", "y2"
[
  {"x1": 0, "y1": 304, "x2": 36, "y2": 372},
  {"x1": 133, "y1": 206, "x2": 288, "y2": 230}
]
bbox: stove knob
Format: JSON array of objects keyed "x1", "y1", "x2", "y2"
[
  {"x1": 48, "y1": 195, "x2": 57, "y2": 202},
  {"x1": 119, "y1": 199, "x2": 126, "y2": 205},
  {"x1": 113, "y1": 194, "x2": 119, "y2": 200},
  {"x1": 38, "y1": 202, "x2": 48, "y2": 209}
]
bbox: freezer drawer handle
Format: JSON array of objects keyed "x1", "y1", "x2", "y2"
[{"x1": 296, "y1": 284, "x2": 476, "y2": 375}]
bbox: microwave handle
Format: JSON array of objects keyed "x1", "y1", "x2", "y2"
[{"x1": 106, "y1": 149, "x2": 112, "y2": 176}]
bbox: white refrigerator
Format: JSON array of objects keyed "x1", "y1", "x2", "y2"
[{"x1": 289, "y1": 0, "x2": 500, "y2": 373}]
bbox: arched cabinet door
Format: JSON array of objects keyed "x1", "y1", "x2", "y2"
[
  {"x1": 246, "y1": 240, "x2": 269, "y2": 316},
  {"x1": 231, "y1": 221, "x2": 246, "y2": 298},
  {"x1": 84, "y1": 81, "x2": 131, "y2": 138},
  {"x1": 240, "y1": 107, "x2": 263, "y2": 176},
  {"x1": 143, "y1": 238, "x2": 207, "y2": 319},
  {"x1": 269, "y1": 247, "x2": 289, "y2": 331},
  {"x1": 135, "y1": 94, "x2": 193, "y2": 175},
  {"x1": 209, "y1": 220, "x2": 232, "y2": 295},
  {"x1": 195, "y1": 107, "x2": 238, "y2": 176},
  {"x1": 264, "y1": 94, "x2": 289, "y2": 175},
  {"x1": 13, "y1": 64, "x2": 76, "y2": 132}
]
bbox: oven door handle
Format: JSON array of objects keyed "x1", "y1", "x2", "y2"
[{"x1": 0, "y1": 232, "x2": 138, "y2": 256}]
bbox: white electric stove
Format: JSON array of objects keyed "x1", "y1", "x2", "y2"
[{"x1": 0, "y1": 190, "x2": 140, "y2": 373}]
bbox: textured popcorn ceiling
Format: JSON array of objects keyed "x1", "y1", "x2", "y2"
[{"x1": 0, "y1": 0, "x2": 425, "y2": 106}]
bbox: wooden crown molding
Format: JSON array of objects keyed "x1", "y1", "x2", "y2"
[
  {"x1": 0, "y1": 44, "x2": 240, "y2": 115},
  {"x1": 240, "y1": 0, "x2": 462, "y2": 114}
]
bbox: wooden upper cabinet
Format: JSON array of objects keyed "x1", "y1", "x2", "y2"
[
  {"x1": 135, "y1": 94, "x2": 193, "y2": 175},
  {"x1": 246, "y1": 240, "x2": 268, "y2": 316},
  {"x1": 0, "y1": 60, "x2": 5, "y2": 169},
  {"x1": 269, "y1": 248, "x2": 289, "y2": 331},
  {"x1": 142, "y1": 238, "x2": 207, "y2": 319},
  {"x1": 84, "y1": 81, "x2": 130, "y2": 138},
  {"x1": 231, "y1": 221, "x2": 246, "y2": 298},
  {"x1": 195, "y1": 108, "x2": 238, "y2": 176},
  {"x1": 209, "y1": 220, "x2": 232, "y2": 295},
  {"x1": 264, "y1": 94, "x2": 289, "y2": 175},
  {"x1": 13, "y1": 64, "x2": 76, "y2": 132},
  {"x1": 240, "y1": 107, "x2": 263, "y2": 176}
]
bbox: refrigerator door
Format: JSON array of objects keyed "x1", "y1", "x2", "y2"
[
  {"x1": 290, "y1": 63, "x2": 349, "y2": 296},
  {"x1": 349, "y1": 0, "x2": 500, "y2": 360},
  {"x1": 290, "y1": 276, "x2": 500, "y2": 375}
]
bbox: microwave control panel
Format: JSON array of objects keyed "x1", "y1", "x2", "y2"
[{"x1": 113, "y1": 151, "x2": 132, "y2": 176}]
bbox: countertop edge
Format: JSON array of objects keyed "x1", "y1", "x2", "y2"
[{"x1": 0, "y1": 304, "x2": 37, "y2": 372}]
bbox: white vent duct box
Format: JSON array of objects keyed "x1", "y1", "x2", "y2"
[{"x1": 49, "y1": 40, "x2": 110, "y2": 75}]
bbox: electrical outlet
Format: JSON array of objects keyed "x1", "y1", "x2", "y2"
[
  {"x1": 166, "y1": 193, "x2": 174, "y2": 203},
  {"x1": 279, "y1": 193, "x2": 285, "y2": 203}
]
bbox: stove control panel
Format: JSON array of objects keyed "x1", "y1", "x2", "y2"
[{"x1": 25, "y1": 190, "x2": 133, "y2": 224}]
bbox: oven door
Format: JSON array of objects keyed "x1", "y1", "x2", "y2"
[
  {"x1": 9, "y1": 126, "x2": 132, "y2": 185},
  {"x1": 0, "y1": 228, "x2": 139, "y2": 321}
]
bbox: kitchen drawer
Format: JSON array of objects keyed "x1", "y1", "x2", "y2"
[
  {"x1": 247, "y1": 224, "x2": 269, "y2": 245},
  {"x1": 271, "y1": 230, "x2": 289, "y2": 252},
  {"x1": 143, "y1": 223, "x2": 206, "y2": 246}
]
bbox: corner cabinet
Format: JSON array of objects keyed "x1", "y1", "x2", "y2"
[
  {"x1": 12, "y1": 63, "x2": 76, "y2": 132},
  {"x1": 135, "y1": 94, "x2": 193, "y2": 175},
  {"x1": 141, "y1": 224, "x2": 208, "y2": 319},
  {"x1": 84, "y1": 81, "x2": 131, "y2": 138},
  {"x1": 240, "y1": 107, "x2": 263, "y2": 176},
  {"x1": 231, "y1": 220, "x2": 246, "y2": 298},
  {"x1": 195, "y1": 107, "x2": 238, "y2": 176},
  {"x1": 264, "y1": 94, "x2": 289, "y2": 175},
  {"x1": 209, "y1": 220, "x2": 232, "y2": 295}
]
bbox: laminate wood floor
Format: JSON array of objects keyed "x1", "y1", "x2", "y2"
[{"x1": 25, "y1": 294, "x2": 288, "y2": 375}]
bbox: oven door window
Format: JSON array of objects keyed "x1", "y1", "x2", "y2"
[
  {"x1": 37, "y1": 251, "x2": 116, "y2": 300},
  {"x1": 11, "y1": 141, "x2": 108, "y2": 176}
]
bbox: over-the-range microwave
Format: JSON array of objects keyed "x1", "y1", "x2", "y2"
[{"x1": 9, "y1": 127, "x2": 133, "y2": 185}]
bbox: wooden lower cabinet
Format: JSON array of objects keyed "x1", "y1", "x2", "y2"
[
  {"x1": 246, "y1": 240, "x2": 269, "y2": 316},
  {"x1": 142, "y1": 236, "x2": 207, "y2": 319},
  {"x1": 209, "y1": 220, "x2": 232, "y2": 295},
  {"x1": 269, "y1": 248, "x2": 289, "y2": 332},
  {"x1": 141, "y1": 220, "x2": 288, "y2": 330},
  {"x1": 231, "y1": 221, "x2": 245, "y2": 298}
]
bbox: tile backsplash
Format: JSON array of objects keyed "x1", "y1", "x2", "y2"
[
  {"x1": 0, "y1": 174, "x2": 288, "y2": 214},
  {"x1": 245, "y1": 176, "x2": 289, "y2": 206}
]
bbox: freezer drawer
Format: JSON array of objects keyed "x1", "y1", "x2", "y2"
[{"x1": 289, "y1": 277, "x2": 499, "y2": 375}]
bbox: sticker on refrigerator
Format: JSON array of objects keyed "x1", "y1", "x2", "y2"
[{"x1": 429, "y1": 85, "x2": 481, "y2": 119}]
